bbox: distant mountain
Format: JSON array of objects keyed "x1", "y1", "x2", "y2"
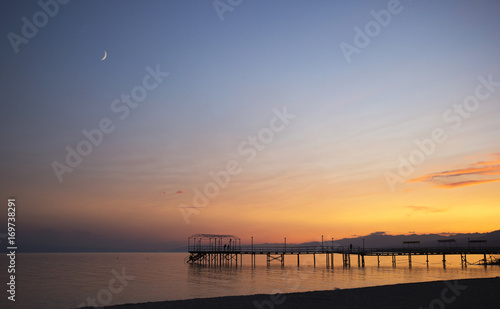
[
  {"x1": 298, "y1": 230, "x2": 500, "y2": 249},
  {"x1": 481, "y1": 229, "x2": 500, "y2": 244}
]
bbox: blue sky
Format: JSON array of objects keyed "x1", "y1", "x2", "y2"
[{"x1": 0, "y1": 0, "x2": 499, "y2": 251}]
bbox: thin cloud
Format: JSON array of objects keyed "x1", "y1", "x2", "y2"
[
  {"x1": 407, "y1": 153, "x2": 500, "y2": 189},
  {"x1": 476, "y1": 158, "x2": 500, "y2": 165},
  {"x1": 405, "y1": 205, "x2": 447, "y2": 213},
  {"x1": 408, "y1": 166, "x2": 500, "y2": 183},
  {"x1": 161, "y1": 190, "x2": 185, "y2": 195},
  {"x1": 433, "y1": 179, "x2": 500, "y2": 189}
]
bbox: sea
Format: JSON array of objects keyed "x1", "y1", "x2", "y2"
[{"x1": 0, "y1": 252, "x2": 499, "y2": 309}]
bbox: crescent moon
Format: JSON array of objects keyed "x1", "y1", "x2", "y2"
[{"x1": 101, "y1": 50, "x2": 107, "y2": 61}]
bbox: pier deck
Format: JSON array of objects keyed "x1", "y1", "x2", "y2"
[{"x1": 185, "y1": 234, "x2": 500, "y2": 268}]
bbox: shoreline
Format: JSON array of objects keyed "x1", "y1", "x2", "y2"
[{"x1": 98, "y1": 277, "x2": 500, "y2": 309}]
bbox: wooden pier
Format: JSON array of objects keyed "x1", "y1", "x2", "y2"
[{"x1": 185, "y1": 234, "x2": 500, "y2": 268}]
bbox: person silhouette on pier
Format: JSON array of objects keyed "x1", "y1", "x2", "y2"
[{"x1": 350, "y1": 244, "x2": 352, "y2": 252}]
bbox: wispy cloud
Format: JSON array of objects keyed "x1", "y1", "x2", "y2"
[
  {"x1": 476, "y1": 157, "x2": 500, "y2": 166},
  {"x1": 405, "y1": 205, "x2": 447, "y2": 213},
  {"x1": 408, "y1": 166, "x2": 500, "y2": 183},
  {"x1": 407, "y1": 153, "x2": 500, "y2": 189},
  {"x1": 433, "y1": 179, "x2": 500, "y2": 189}
]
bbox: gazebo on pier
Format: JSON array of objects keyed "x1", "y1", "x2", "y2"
[{"x1": 188, "y1": 234, "x2": 241, "y2": 251}]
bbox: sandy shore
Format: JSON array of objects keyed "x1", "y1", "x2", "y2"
[{"x1": 98, "y1": 277, "x2": 499, "y2": 309}]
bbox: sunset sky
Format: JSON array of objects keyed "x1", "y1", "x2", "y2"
[{"x1": 1, "y1": 0, "x2": 499, "y2": 252}]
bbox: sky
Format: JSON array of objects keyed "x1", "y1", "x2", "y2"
[{"x1": 0, "y1": 0, "x2": 499, "y2": 252}]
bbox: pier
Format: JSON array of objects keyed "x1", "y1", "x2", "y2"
[{"x1": 185, "y1": 234, "x2": 500, "y2": 268}]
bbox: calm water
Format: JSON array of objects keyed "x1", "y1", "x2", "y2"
[{"x1": 0, "y1": 252, "x2": 499, "y2": 309}]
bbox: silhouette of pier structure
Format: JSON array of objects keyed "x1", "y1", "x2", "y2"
[{"x1": 185, "y1": 234, "x2": 500, "y2": 268}]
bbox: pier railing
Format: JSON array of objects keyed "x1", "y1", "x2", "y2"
[{"x1": 188, "y1": 245, "x2": 500, "y2": 255}]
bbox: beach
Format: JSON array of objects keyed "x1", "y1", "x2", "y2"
[{"x1": 99, "y1": 277, "x2": 500, "y2": 309}]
